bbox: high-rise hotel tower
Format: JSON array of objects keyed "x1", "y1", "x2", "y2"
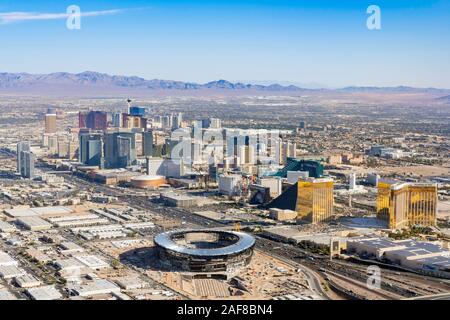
[
  {"x1": 377, "y1": 179, "x2": 437, "y2": 229},
  {"x1": 296, "y1": 177, "x2": 334, "y2": 223}
]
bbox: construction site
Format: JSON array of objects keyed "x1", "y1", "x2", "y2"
[{"x1": 146, "y1": 249, "x2": 323, "y2": 300}]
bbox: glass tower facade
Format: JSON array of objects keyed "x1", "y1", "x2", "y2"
[
  {"x1": 104, "y1": 132, "x2": 137, "y2": 169},
  {"x1": 377, "y1": 180, "x2": 437, "y2": 229},
  {"x1": 296, "y1": 178, "x2": 334, "y2": 223},
  {"x1": 79, "y1": 133, "x2": 103, "y2": 166}
]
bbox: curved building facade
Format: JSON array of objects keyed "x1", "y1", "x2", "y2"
[
  {"x1": 130, "y1": 175, "x2": 166, "y2": 189},
  {"x1": 154, "y1": 230, "x2": 255, "y2": 272}
]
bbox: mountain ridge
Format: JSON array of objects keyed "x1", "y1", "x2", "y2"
[
  {"x1": 0, "y1": 71, "x2": 306, "y2": 92},
  {"x1": 0, "y1": 71, "x2": 449, "y2": 94}
]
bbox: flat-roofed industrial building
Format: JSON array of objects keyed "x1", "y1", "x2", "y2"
[
  {"x1": 15, "y1": 274, "x2": 41, "y2": 288},
  {"x1": 4, "y1": 206, "x2": 73, "y2": 218},
  {"x1": 70, "y1": 279, "x2": 121, "y2": 297},
  {"x1": 347, "y1": 236, "x2": 450, "y2": 278},
  {"x1": 160, "y1": 192, "x2": 199, "y2": 207},
  {"x1": 26, "y1": 286, "x2": 62, "y2": 300},
  {"x1": 0, "y1": 221, "x2": 16, "y2": 233},
  {"x1": 0, "y1": 251, "x2": 18, "y2": 267},
  {"x1": 16, "y1": 216, "x2": 52, "y2": 231}
]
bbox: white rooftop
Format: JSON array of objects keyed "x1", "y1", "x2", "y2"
[
  {"x1": 114, "y1": 276, "x2": 146, "y2": 290},
  {"x1": 71, "y1": 279, "x2": 121, "y2": 297},
  {"x1": 0, "y1": 265, "x2": 25, "y2": 279},
  {"x1": 54, "y1": 258, "x2": 85, "y2": 271},
  {"x1": 347, "y1": 236, "x2": 413, "y2": 250},
  {"x1": 0, "y1": 221, "x2": 16, "y2": 232},
  {"x1": 349, "y1": 236, "x2": 450, "y2": 271},
  {"x1": 0, "y1": 289, "x2": 16, "y2": 300},
  {"x1": 15, "y1": 274, "x2": 41, "y2": 288},
  {"x1": 27, "y1": 285, "x2": 62, "y2": 300},
  {"x1": 74, "y1": 255, "x2": 109, "y2": 269},
  {"x1": 17, "y1": 216, "x2": 52, "y2": 229},
  {"x1": 4, "y1": 206, "x2": 73, "y2": 218},
  {"x1": 0, "y1": 251, "x2": 18, "y2": 267}
]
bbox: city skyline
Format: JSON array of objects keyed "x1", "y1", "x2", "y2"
[
  {"x1": 1, "y1": 0, "x2": 450, "y2": 88},
  {"x1": 1, "y1": 93, "x2": 448, "y2": 302},
  {"x1": 0, "y1": 0, "x2": 450, "y2": 306}
]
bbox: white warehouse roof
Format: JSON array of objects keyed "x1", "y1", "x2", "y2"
[
  {"x1": 4, "y1": 206, "x2": 73, "y2": 218},
  {"x1": 0, "y1": 251, "x2": 18, "y2": 267}
]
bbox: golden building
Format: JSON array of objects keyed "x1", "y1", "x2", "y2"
[
  {"x1": 296, "y1": 178, "x2": 334, "y2": 223},
  {"x1": 377, "y1": 180, "x2": 437, "y2": 229},
  {"x1": 45, "y1": 114, "x2": 57, "y2": 134}
]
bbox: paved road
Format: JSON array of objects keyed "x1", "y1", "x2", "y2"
[
  {"x1": 407, "y1": 293, "x2": 450, "y2": 300},
  {"x1": 258, "y1": 248, "x2": 329, "y2": 299}
]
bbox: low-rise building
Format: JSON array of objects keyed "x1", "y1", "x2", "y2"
[
  {"x1": 4, "y1": 206, "x2": 73, "y2": 218},
  {"x1": 0, "y1": 221, "x2": 16, "y2": 233},
  {"x1": 74, "y1": 255, "x2": 109, "y2": 270},
  {"x1": 59, "y1": 241, "x2": 85, "y2": 254},
  {"x1": 114, "y1": 276, "x2": 148, "y2": 290},
  {"x1": 347, "y1": 236, "x2": 450, "y2": 278},
  {"x1": 269, "y1": 208, "x2": 298, "y2": 221},
  {"x1": 0, "y1": 251, "x2": 18, "y2": 267},
  {"x1": 160, "y1": 192, "x2": 199, "y2": 207},
  {"x1": 54, "y1": 258, "x2": 86, "y2": 274},
  {"x1": 0, "y1": 289, "x2": 16, "y2": 300},
  {"x1": 25, "y1": 248, "x2": 51, "y2": 263},
  {"x1": 16, "y1": 216, "x2": 52, "y2": 231},
  {"x1": 0, "y1": 266, "x2": 25, "y2": 279},
  {"x1": 15, "y1": 274, "x2": 41, "y2": 288},
  {"x1": 26, "y1": 286, "x2": 62, "y2": 300},
  {"x1": 70, "y1": 279, "x2": 121, "y2": 297}
]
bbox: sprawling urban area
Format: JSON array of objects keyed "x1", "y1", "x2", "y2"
[{"x1": 0, "y1": 92, "x2": 449, "y2": 301}]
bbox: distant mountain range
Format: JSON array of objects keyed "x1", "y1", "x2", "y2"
[
  {"x1": 0, "y1": 71, "x2": 449, "y2": 97},
  {"x1": 339, "y1": 86, "x2": 450, "y2": 94},
  {"x1": 437, "y1": 94, "x2": 450, "y2": 101},
  {"x1": 0, "y1": 71, "x2": 305, "y2": 92}
]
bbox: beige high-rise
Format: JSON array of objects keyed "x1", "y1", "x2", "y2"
[{"x1": 45, "y1": 114, "x2": 57, "y2": 134}]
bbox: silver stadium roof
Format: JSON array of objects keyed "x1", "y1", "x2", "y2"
[{"x1": 154, "y1": 230, "x2": 256, "y2": 257}]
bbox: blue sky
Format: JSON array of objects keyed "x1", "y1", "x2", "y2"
[{"x1": 1, "y1": 0, "x2": 450, "y2": 88}]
